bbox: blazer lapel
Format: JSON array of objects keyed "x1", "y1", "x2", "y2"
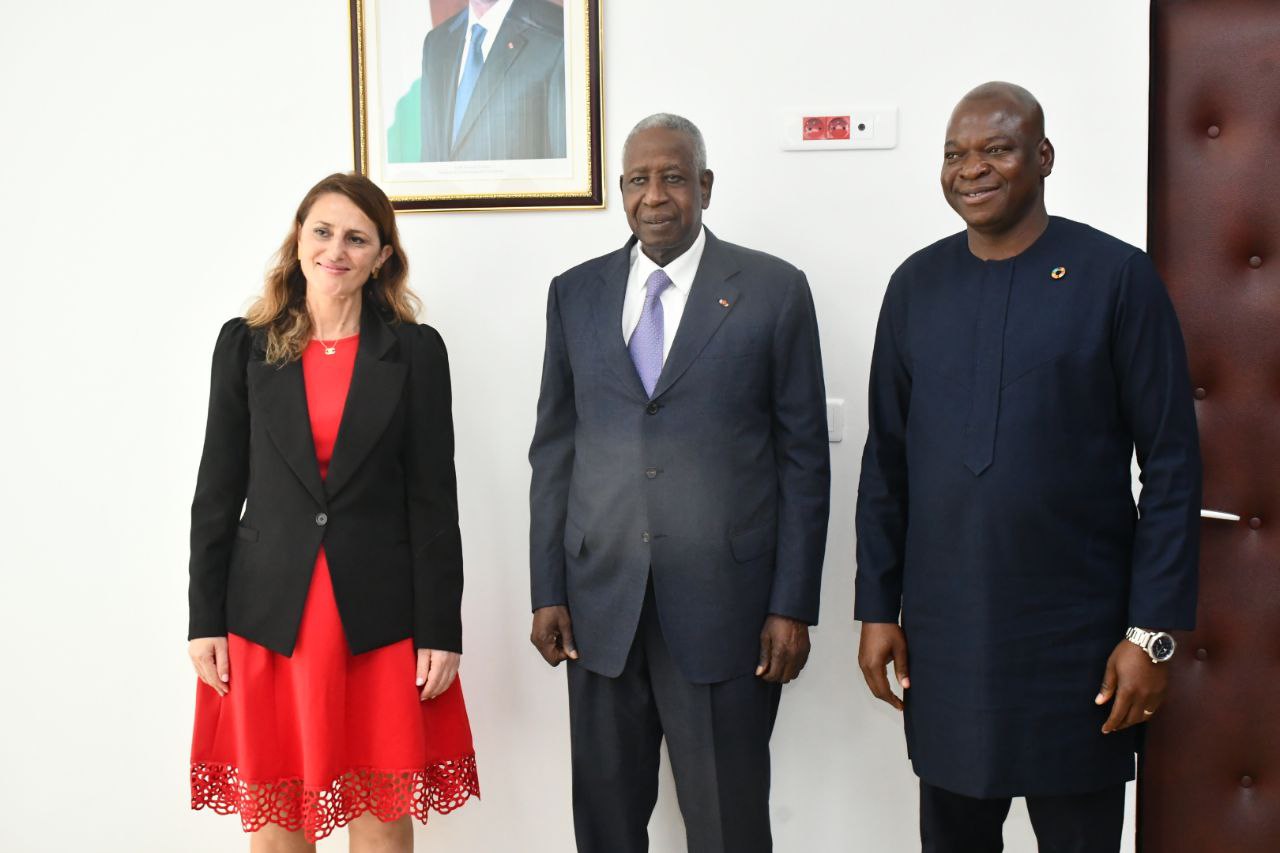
[
  {"x1": 591, "y1": 238, "x2": 649, "y2": 401},
  {"x1": 249, "y1": 356, "x2": 327, "y2": 508},
  {"x1": 452, "y1": 8, "x2": 530, "y2": 151},
  {"x1": 651, "y1": 230, "x2": 741, "y2": 400},
  {"x1": 324, "y1": 309, "x2": 408, "y2": 499}
]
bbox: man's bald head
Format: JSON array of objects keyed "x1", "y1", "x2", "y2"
[
  {"x1": 941, "y1": 82, "x2": 1054, "y2": 256},
  {"x1": 952, "y1": 81, "x2": 1045, "y2": 140}
]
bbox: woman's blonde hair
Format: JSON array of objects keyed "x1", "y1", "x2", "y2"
[{"x1": 246, "y1": 173, "x2": 420, "y2": 364}]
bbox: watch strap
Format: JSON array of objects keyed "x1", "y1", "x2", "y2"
[{"x1": 1125, "y1": 626, "x2": 1174, "y2": 662}]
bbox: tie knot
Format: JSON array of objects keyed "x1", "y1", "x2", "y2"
[
  {"x1": 470, "y1": 23, "x2": 486, "y2": 46},
  {"x1": 645, "y1": 269, "x2": 672, "y2": 299}
]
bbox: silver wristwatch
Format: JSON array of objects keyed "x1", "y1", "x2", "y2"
[{"x1": 1125, "y1": 627, "x2": 1176, "y2": 663}]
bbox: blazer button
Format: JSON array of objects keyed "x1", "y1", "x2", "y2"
[
  {"x1": 316, "y1": 512, "x2": 329, "y2": 527},
  {"x1": 641, "y1": 531, "x2": 651, "y2": 543},
  {"x1": 646, "y1": 402, "x2": 660, "y2": 415},
  {"x1": 645, "y1": 467, "x2": 659, "y2": 479}
]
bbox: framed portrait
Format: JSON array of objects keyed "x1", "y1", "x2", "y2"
[{"x1": 350, "y1": 0, "x2": 604, "y2": 212}]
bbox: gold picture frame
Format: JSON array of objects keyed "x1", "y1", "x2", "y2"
[{"x1": 350, "y1": 0, "x2": 604, "y2": 212}]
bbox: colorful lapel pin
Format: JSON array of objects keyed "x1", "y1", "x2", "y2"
[
  {"x1": 718, "y1": 298, "x2": 730, "y2": 307},
  {"x1": 1050, "y1": 266, "x2": 1067, "y2": 280}
]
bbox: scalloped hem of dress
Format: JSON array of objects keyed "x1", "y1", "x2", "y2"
[{"x1": 190, "y1": 754, "x2": 479, "y2": 843}]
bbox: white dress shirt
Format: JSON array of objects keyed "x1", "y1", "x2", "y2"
[
  {"x1": 456, "y1": 0, "x2": 516, "y2": 85},
  {"x1": 621, "y1": 226, "x2": 707, "y2": 364}
]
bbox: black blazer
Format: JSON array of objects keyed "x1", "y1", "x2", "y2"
[{"x1": 188, "y1": 305, "x2": 463, "y2": 656}]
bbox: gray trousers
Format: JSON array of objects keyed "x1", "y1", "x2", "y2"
[{"x1": 567, "y1": 583, "x2": 782, "y2": 853}]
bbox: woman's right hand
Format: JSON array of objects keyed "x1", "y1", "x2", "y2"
[{"x1": 189, "y1": 637, "x2": 230, "y2": 696}]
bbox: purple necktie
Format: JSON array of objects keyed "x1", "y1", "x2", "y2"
[{"x1": 629, "y1": 269, "x2": 672, "y2": 397}]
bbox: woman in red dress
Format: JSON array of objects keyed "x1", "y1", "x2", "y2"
[{"x1": 187, "y1": 173, "x2": 478, "y2": 851}]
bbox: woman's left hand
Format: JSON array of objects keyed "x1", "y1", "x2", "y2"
[{"x1": 416, "y1": 648, "x2": 460, "y2": 700}]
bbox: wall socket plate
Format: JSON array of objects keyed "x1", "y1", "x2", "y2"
[{"x1": 781, "y1": 106, "x2": 898, "y2": 151}]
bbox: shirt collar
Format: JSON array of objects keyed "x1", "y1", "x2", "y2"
[
  {"x1": 467, "y1": 0, "x2": 516, "y2": 35},
  {"x1": 629, "y1": 226, "x2": 708, "y2": 294}
]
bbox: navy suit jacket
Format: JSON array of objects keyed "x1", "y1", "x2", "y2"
[
  {"x1": 419, "y1": 0, "x2": 566, "y2": 162},
  {"x1": 529, "y1": 230, "x2": 831, "y2": 684}
]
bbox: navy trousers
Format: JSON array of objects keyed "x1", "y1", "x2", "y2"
[
  {"x1": 920, "y1": 779, "x2": 1126, "y2": 853},
  {"x1": 567, "y1": 584, "x2": 782, "y2": 853}
]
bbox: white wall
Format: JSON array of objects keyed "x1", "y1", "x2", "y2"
[{"x1": 0, "y1": 1, "x2": 1150, "y2": 850}]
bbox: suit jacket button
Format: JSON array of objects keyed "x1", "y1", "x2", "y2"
[
  {"x1": 646, "y1": 402, "x2": 659, "y2": 415},
  {"x1": 316, "y1": 512, "x2": 328, "y2": 527},
  {"x1": 641, "y1": 531, "x2": 650, "y2": 543},
  {"x1": 645, "y1": 467, "x2": 658, "y2": 479}
]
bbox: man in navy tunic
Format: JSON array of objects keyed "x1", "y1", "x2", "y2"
[{"x1": 854, "y1": 82, "x2": 1201, "y2": 852}]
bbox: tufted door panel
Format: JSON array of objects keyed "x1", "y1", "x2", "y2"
[{"x1": 1141, "y1": 2, "x2": 1280, "y2": 850}]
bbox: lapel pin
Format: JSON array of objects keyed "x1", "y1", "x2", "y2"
[
  {"x1": 507, "y1": 41, "x2": 514, "y2": 49},
  {"x1": 1050, "y1": 266, "x2": 1067, "y2": 280},
  {"x1": 718, "y1": 298, "x2": 730, "y2": 307}
]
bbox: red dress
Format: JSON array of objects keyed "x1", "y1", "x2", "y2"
[{"x1": 190, "y1": 336, "x2": 479, "y2": 842}]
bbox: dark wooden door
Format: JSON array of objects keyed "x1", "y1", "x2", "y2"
[{"x1": 1141, "y1": 2, "x2": 1280, "y2": 850}]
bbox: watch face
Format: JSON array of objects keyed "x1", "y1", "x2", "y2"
[{"x1": 1151, "y1": 634, "x2": 1176, "y2": 662}]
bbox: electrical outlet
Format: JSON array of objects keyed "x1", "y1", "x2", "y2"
[{"x1": 782, "y1": 106, "x2": 897, "y2": 151}]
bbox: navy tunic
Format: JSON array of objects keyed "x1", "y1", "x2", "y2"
[{"x1": 855, "y1": 217, "x2": 1200, "y2": 798}]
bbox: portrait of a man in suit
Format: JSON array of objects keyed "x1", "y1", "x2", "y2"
[
  {"x1": 528, "y1": 113, "x2": 831, "y2": 852},
  {"x1": 407, "y1": 0, "x2": 566, "y2": 163}
]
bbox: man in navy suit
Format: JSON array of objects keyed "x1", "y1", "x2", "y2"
[
  {"x1": 528, "y1": 114, "x2": 831, "y2": 852},
  {"x1": 419, "y1": 0, "x2": 565, "y2": 162}
]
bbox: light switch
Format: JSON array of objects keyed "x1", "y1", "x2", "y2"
[{"x1": 827, "y1": 398, "x2": 845, "y2": 443}]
